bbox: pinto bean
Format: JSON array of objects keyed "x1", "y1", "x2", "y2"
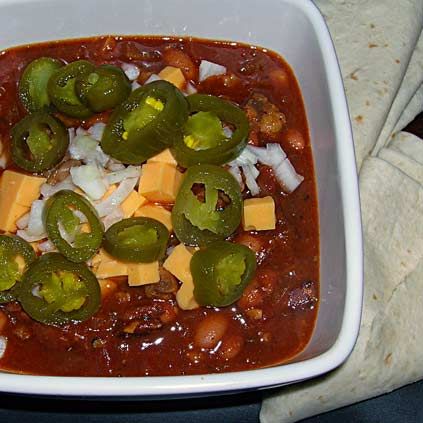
[
  {"x1": 219, "y1": 335, "x2": 244, "y2": 360},
  {"x1": 269, "y1": 68, "x2": 289, "y2": 90},
  {"x1": 237, "y1": 280, "x2": 263, "y2": 310},
  {"x1": 283, "y1": 128, "x2": 305, "y2": 150},
  {"x1": 194, "y1": 314, "x2": 229, "y2": 349}
]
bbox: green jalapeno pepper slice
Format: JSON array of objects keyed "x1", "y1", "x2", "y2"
[
  {"x1": 18, "y1": 57, "x2": 64, "y2": 112},
  {"x1": 75, "y1": 64, "x2": 131, "y2": 112},
  {"x1": 172, "y1": 94, "x2": 249, "y2": 167},
  {"x1": 11, "y1": 111, "x2": 69, "y2": 173},
  {"x1": 0, "y1": 235, "x2": 36, "y2": 304},
  {"x1": 47, "y1": 60, "x2": 95, "y2": 118},
  {"x1": 191, "y1": 241, "x2": 256, "y2": 307},
  {"x1": 172, "y1": 164, "x2": 242, "y2": 246},
  {"x1": 101, "y1": 80, "x2": 189, "y2": 164},
  {"x1": 103, "y1": 217, "x2": 169, "y2": 263},
  {"x1": 44, "y1": 190, "x2": 103, "y2": 263},
  {"x1": 17, "y1": 252, "x2": 101, "y2": 325}
]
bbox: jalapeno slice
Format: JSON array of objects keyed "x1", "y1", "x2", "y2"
[
  {"x1": 103, "y1": 217, "x2": 169, "y2": 263},
  {"x1": 18, "y1": 57, "x2": 64, "y2": 112},
  {"x1": 17, "y1": 253, "x2": 101, "y2": 325},
  {"x1": 101, "y1": 80, "x2": 189, "y2": 164},
  {"x1": 0, "y1": 235, "x2": 36, "y2": 304},
  {"x1": 47, "y1": 60, "x2": 95, "y2": 118},
  {"x1": 76, "y1": 64, "x2": 131, "y2": 112},
  {"x1": 172, "y1": 94, "x2": 249, "y2": 167},
  {"x1": 172, "y1": 164, "x2": 242, "y2": 246},
  {"x1": 44, "y1": 190, "x2": 104, "y2": 262},
  {"x1": 11, "y1": 111, "x2": 69, "y2": 173},
  {"x1": 191, "y1": 241, "x2": 256, "y2": 307}
]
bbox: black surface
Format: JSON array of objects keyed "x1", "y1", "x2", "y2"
[{"x1": 1, "y1": 380, "x2": 423, "y2": 422}]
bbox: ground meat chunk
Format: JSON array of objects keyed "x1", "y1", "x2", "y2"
[
  {"x1": 244, "y1": 93, "x2": 286, "y2": 142},
  {"x1": 144, "y1": 268, "x2": 178, "y2": 300}
]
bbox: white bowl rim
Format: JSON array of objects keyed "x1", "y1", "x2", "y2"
[{"x1": 0, "y1": 0, "x2": 363, "y2": 396}]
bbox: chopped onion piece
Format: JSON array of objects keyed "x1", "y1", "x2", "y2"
[
  {"x1": 242, "y1": 164, "x2": 260, "y2": 196},
  {"x1": 88, "y1": 123, "x2": 106, "y2": 141},
  {"x1": 228, "y1": 165, "x2": 243, "y2": 187},
  {"x1": 0, "y1": 337, "x2": 7, "y2": 359},
  {"x1": 16, "y1": 213, "x2": 30, "y2": 230},
  {"x1": 266, "y1": 143, "x2": 287, "y2": 166},
  {"x1": 38, "y1": 240, "x2": 56, "y2": 253},
  {"x1": 69, "y1": 134, "x2": 109, "y2": 166},
  {"x1": 17, "y1": 230, "x2": 47, "y2": 243},
  {"x1": 41, "y1": 176, "x2": 76, "y2": 198},
  {"x1": 199, "y1": 60, "x2": 226, "y2": 82},
  {"x1": 106, "y1": 165, "x2": 140, "y2": 185},
  {"x1": 76, "y1": 127, "x2": 87, "y2": 137},
  {"x1": 107, "y1": 160, "x2": 126, "y2": 172},
  {"x1": 58, "y1": 221, "x2": 75, "y2": 244},
  {"x1": 185, "y1": 81, "x2": 197, "y2": 95},
  {"x1": 144, "y1": 74, "x2": 161, "y2": 85},
  {"x1": 70, "y1": 164, "x2": 109, "y2": 200},
  {"x1": 131, "y1": 80, "x2": 141, "y2": 91},
  {"x1": 223, "y1": 126, "x2": 233, "y2": 138},
  {"x1": 103, "y1": 206, "x2": 124, "y2": 230},
  {"x1": 232, "y1": 148, "x2": 258, "y2": 166},
  {"x1": 121, "y1": 63, "x2": 140, "y2": 81},
  {"x1": 27, "y1": 200, "x2": 46, "y2": 237},
  {"x1": 95, "y1": 177, "x2": 138, "y2": 218},
  {"x1": 274, "y1": 158, "x2": 304, "y2": 193},
  {"x1": 0, "y1": 155, "x2": 7, "y2": 169}
]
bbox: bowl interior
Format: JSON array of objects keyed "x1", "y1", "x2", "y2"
[{"x1": 0, "y1": 0, "x2": 358, "y2": 395}]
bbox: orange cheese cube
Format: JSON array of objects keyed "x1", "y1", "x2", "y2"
[
  {"x1": 147, "y1": 148, "x2": 177, "y2": 166},
  {"x1": 0, "y1": 203, "x2": 29, "y2": 233},
  {"x1": 121, "y1": 191, "x2": 147, "y2": 218},
  {"x1": 134, "y1": 204, "x2": 172, "y2": 231},
  {"x1": 96, "y1": 259, "x2": 128, "y2": 278},
  {"x1": 127, "y1": 262, "x2": 160, "y2": 286},
  {"x1": 163, "y1": 244, "x2": 199, "y2": 310},
  {"x1": 242, "y1": 196, "x2": 276, "y2": 231},
  {"x1": 138, "y1": 162, "x2": 183, "y2": 203},
  {"x1": 158, "y1": 66, "x2": 186, "y2": 90},
  {"x1": 0, "y1": 170, "x2": 46, "y2": 207}
]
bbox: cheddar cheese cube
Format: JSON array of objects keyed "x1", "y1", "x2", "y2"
[
  {"x1": 163, "y1": 244, "x2": 199, "y2": 310},
  {"x1": 121, "y1": 191, "x2": 147, "y2": 218},
  {"x1": 134, "y1": 204, "x2": 172, "y2": 231},
  {"x1": 0, "y1": 170, "x2": 46, "y2": 232},
  {"x1": 147, "y1": 148, "x2": 177, "y2": 166},
  {"x1": 158, "y1": 66, "x2": 186, "y2": 90},
  {"x1": 242, "y1": 196, "x2": 276, "y2": 231},
  {"x1": 138, "y1": 162, "x2": 183, "y2": 203},
  {"x1": 127, "y1": 261, "x2": 160, "y2": 286},
  {"x1": 96, "y1": 260, "x2": 128, "y2": 278},
  {"x1": 0, "y1": 170, "x2": 46, "y2": 207}
]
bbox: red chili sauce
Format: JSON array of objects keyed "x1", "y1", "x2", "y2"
[{"x1": 0, "y1": 36, "x2": 319, "y2": 376}]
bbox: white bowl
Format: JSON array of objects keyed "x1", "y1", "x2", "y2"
[{"x1": 0, "y1": 0, "x2": 363, "y2": 397}]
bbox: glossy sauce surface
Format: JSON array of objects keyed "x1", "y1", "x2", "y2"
[{"x1": 0, "y1": 36, "x2": 319, "y2": 376}]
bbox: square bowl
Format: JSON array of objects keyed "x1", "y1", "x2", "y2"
[{"x1": 0, "y1": 0, "x2": 363, "y2": 397}]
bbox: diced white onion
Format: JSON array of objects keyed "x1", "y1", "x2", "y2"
[
  {"x1": 76, "y1": 127, "x2": 87, "y2": 136},
  {"x1": 38, "y1": 240, "x2": 56, "y2": 253},
  {"x1": 242, "y1": 164, "x2": 260, "y2": 196},
  {"x1": 70, "y1": 164, "x2": 109, "y2": 200},
  {"x1": 0, "y1": 337, "x2": 7, "y2": 359},
  {"x1": 106, "y1": 165, "x2": 140, "y2": 185},
  {"x1": 121, "y1": 63, "x2": 140, "y2": 81},
  {"x1": 58, "y1": 221, "x2": 75, "y2": 244},
  {"x1": 69, "y1": 134, "x2": 109, "y2": 166},
  {"x1": 144, "y1": 74, "x2": 161, "y2": 85},
  {"x1": 102, "y1": 206, "x2": 124, "y2": 230},
  {"x1": 223, "y1": 126, "x2": 233, "y2": 138},
  {"x1": 274, "y1": 158, "x2": 304, "y2": 193},
  {"x1": 0, "y1": 155, "x2": 7, "y2": 169},
  {"x1": 266, "y1": 143, "x2": 287, "y2": 166},
  {"x1": 40, "y1": 176, "x2": 76, "y2": 198},
  {"x1": 87, "y1": 123, "x2": 106, "y2": 141},
  {"x1": 199, "y1": 60, "x2": 226, "y2": 82},
  {"x1": 232, "y1": 148, "x2": 258, "y2": 166},
  {"x1": 26, "y1": 200, "x2": 46, "y2": 237},
  {"x1": 107, "y1": 160, "x2": 126, "y2": 172},
  {"x1": 228, "y1": 165, "x2": 243, "y2": 187},
  {"x1": 95, "y1": 177, "x2": 138, "y2": 218},
  {"x1": 131, "y1": 80, "x2": 141, "y2": 91},
  {"x1": 16, "y1": 230, "x2": 46, "y2": 243},
  {"x1": 16, "y1": 213, "x2": 30, "y2": 230},
  {"x1": 185, "y1": 81, "x2": 197, "y2": 95}
]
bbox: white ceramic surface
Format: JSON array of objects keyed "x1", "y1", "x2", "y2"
[{"x1": 0, "y1": 0, "x2": 363, "y2": 397}]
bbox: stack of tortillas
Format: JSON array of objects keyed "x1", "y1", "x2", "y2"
[{"x1": 261, "y1": 1, "x2": 423, "y2": 421}]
